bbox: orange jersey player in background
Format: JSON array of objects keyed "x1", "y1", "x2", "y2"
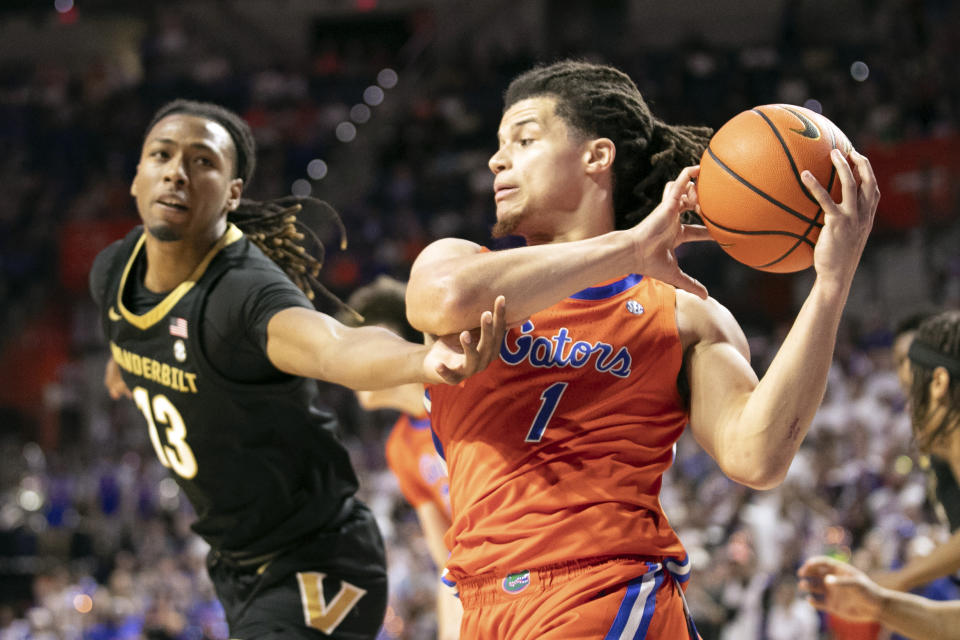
[
  {"x1": 407, "y1": 60, "x2": 879, "y2": 639},
  {"x1": 347, "y1": 277, "x2": 462, "y2": 640}
]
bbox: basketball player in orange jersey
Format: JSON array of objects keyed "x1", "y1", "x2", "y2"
[
  {"x1": 346, "y1": 277, "x2": 462, "y2": 640},
  {"x1": 405, "y1": 60, "x2": 880, "y2": 639}
]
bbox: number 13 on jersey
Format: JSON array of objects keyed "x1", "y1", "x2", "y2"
[
  {"x1": 525, "y1": 382, "x2": 568, "y2": 442},
  {"x1": 132, "y1": 386, "x2": 198, "y2": 479}
]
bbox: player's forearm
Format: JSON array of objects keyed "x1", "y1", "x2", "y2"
[
  {"x1": 890, "y1": 531, "x2": 960, "y2": 591},
  {"x1": 726, "y1": 280, "x2": 849, "y2": 488},
  {"x1": 317, "y1": 325, "x2": 430, "y2": 390},
  {"x1": 408, "y1": 232, "x2": 634, "y2": 335},
  {"x1": 268, "y1": 310, "x2": 430, "y2": 389},
  {"x1": 876, "y1": 591, "x2": 960, "y2": 640}
]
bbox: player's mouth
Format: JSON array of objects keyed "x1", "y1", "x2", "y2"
[
  {"x1": 156, "y1": 196, "x2": 189, "y2": 212},
  {"x1": 494, "y1": 185, "x2": 518, "y2": 202}
]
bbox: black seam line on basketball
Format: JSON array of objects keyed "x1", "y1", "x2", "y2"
[
  {"x1": 704, "y1": 147, "x2": 824, "y2": 230},
  {"x1": 699, "y1": 210, "x2": 816, "y2": 247},
  {"x1": 750, "y1": 108, "x2": 824, "y2": 212}
]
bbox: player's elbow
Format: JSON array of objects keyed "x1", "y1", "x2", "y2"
[
  {"x1": 407, "y1": 274, "x2": 477, "y2": 336},
  {"x1": 721, "y1": 456, "x2": 790, "y2": 491}
]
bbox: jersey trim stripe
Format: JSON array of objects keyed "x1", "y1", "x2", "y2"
[
  {"x1": 409, "y1": 416, "x2": 431, "y2": 430},
  {"x1": 117, "y1": 224, "x2": 244, "y2": 330},
  {"x1": 430, "y1": 425, "x2": 446, "y2": 461},
  {"x1": 604, "y1": 563, "x2": 663, "y2": 640},
  {"x1": 569, "y1": 274, "x2": 643, "y2": 301}
]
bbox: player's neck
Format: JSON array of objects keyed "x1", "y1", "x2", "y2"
[
  {"x1": 141, "y1": 226, "x2": 225, "y2": 293},
  {"x1": 526, "y1": 205, "x2": 615, "y2": 245}
]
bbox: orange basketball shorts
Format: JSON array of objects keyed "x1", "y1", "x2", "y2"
[{"x1": 455, "y1": 556, "x2": 699, "y2": 639}]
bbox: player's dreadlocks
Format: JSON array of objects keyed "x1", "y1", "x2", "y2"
[
  {"x1": 503, "y1": 59, "x2": 713, "y2": 229},
  {"x1": 910, "y1": 310, "x2": 960, "y2": 451},
  {"x1": 145, "y1": 99, "x2": 352, "y2": 314}
]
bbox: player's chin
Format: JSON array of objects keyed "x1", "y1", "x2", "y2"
[
  {"x1": 146, "y1": 222, "x2": 183, "y2": 242},
  {"x1": 491, "y1": 211, "x2": 522, "y2": 239}
]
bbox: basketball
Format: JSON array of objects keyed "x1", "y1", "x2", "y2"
[{"x1": 697, "y1": 104, "x2": 854, "y2": 273}]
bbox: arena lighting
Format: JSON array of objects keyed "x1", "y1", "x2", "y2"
[
  {"x1": 54, "y1": 0, "x2": 73, "y2": 12},
  {"x1": 802, "y1": 98, "x2": 823, "y2": 113},
  {"x1": 363, "y1": 86, "x2": 385, "y2": 106},
  {"x1": 351, "y1": 103, "x2": 372, "y2": 123},
  {"x1": 307, "y1": 159, "x2": 328, "y2": 180},
  {"x1": 851, "y1": 60, "x2": 870, "y2": 82},
  {"x1": 336, "y1": 121, "x2": 357, "y2": 142},
  {"x1": 291, "y1": 179, "x2": 312, "y2": 197},
  {"x1": 377, "y1": 68, "x2": 398, "y2": 89}
]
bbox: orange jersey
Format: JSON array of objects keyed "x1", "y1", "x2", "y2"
[
  {"x1": 427, "y1": 274, "x2": 688, "y2": 580},
  {"x1": 384, "y1": 413, "x2": 451, "y2": 516}
]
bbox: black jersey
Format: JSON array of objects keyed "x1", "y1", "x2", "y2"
[
  {"x1": 91, "y1": 224, "x2": 360, "y2": 557},
  {"x1": 929, "y1": 455, "x2": 960, "y2": 532}
]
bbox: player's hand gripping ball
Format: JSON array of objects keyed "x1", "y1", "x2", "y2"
[{"x1": 697, "y1": 104, "x2": 854, "y2": 272}]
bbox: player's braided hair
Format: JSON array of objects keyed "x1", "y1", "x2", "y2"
[
  {"x1": 910, "y1": 310, "x2": 960, "y2": 451},
  {"x1": 145, "y1": 99, "x2": 353, "y2": 314},
  {"x1": 503, "y1": 59, "x2": 713, "y2": 229}
]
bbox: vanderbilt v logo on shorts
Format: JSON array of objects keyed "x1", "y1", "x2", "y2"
[{"x1": 296, "y1": 572, "x2": 367, "y2": 634}]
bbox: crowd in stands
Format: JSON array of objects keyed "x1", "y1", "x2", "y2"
[{"x1": 1, "y1": 1, "x2": 959, "y2": 638}]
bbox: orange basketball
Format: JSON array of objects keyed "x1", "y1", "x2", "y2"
[{"x1": 697, "y1": 104, "x2": 853, "y2": 272}]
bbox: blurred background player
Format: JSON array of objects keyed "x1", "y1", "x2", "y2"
[
  {"x1": 344, "y1": 275, "x2": 461, "y2": 640},
  {"x1": 799, "y1": 310, "x2": 960, "y2": 639},
  {"x1": 870, "y1": 310, "x2": 960, "y2": 593},
  {"x1": 90, "y1": 99, "x2": 504, "y2": 639},
  {"x1": 406, "y1": 59, "x2": 878, "y2": 639}
]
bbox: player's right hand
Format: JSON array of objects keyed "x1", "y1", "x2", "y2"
[
  {"x1": 104, "y1": 358, "x2": 132, "y2": 400},
  {"x1": 629, "y1": 165, "x2": 711, "y2": 299}
]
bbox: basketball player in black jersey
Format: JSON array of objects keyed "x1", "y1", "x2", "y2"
[
  {"x1": 868, "y1": 311, "x2": 960, "y2": 593},
  {"x1": 89, "y1": 99, "x2": 506, "y2": 640},
  {"x1": 799, "y1": 310, "x2": 960, "y2": 640}
]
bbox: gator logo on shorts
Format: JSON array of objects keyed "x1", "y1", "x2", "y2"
[{"x1": 502, "y1": 570, "x2": 530, "y2": 594}]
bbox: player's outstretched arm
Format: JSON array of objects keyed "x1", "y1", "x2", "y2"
[
  {"x1": 798, "y1": 556, "x2": 960, "y2": 640},
  {"x1": 406, "y1": 166, "x2": 709, "y2": 336},
  {"x1": 872, "y1": 530, "x2": 960, "y2": 592},
  {"x1": 264, "y1": 296, "x2": 506, "y2": 389},
  {"x1": 683, "y1": 149, "x2": 879, "y2": 489}
]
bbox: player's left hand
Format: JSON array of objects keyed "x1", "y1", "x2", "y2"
[
  {"x1": 797, "y1": 555, "x2": 884, "y2": 622},
  {"x1": 425, "y1": 295, "x2": 506, "y2": 384},
  {"x1": 802, "y1": 149, "x2": 879, "y2": 288},
  {"x1": 103, "y1": 358, "x2": 132, "y2": 400}
]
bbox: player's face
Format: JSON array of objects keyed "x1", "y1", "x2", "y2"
[
  {"x1": 130, "y1": 114, "x2": 242, "y2": 243},
  {"x1": 893, "y1": 330, "x2": 915, "y2": 395},
  {"x1": 488, "y1": 97, "x2": 592, "y2": 240}
]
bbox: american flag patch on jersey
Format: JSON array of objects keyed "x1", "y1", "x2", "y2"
[{"x1": 169, "y1": 317, "x2": 188, "y2": 338}]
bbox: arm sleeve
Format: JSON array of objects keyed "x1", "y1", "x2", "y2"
[{"x1": 89, "y1": 240, "x2": 123, "y2": 310}]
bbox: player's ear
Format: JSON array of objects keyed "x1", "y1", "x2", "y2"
[
  {"x1": 930, "y1": 366, "x2": 951, "y2": 403},
  {"x1": 583, "y1": 138, "x2": 615, "y2": 175},
  {"x1": 225, "y1": 178, "x2": 243, "y2": 212}
]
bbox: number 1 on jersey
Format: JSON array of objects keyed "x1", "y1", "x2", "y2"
[{"x1": 525, "y1": 382, "x2": 568, "y2": 442}]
